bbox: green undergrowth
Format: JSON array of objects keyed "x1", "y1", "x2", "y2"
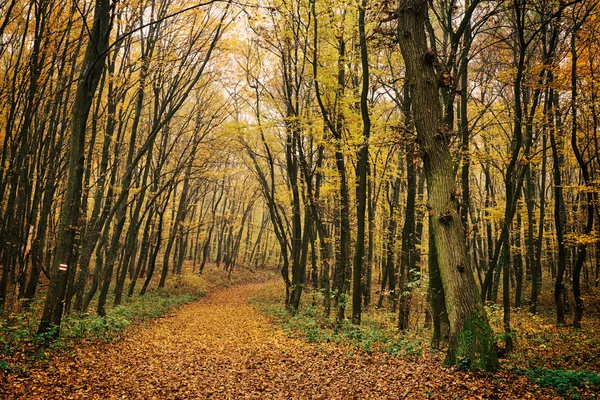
[
  {"x1": 514, "y1": 367, "x2": 600, "y2": 399},
  {"x1": 251, "y1": 283, "x2": 426, "y2": 358},
  {"x1": 1, "y1": 289, "x2": 204, "y2": 374},
  {"x1": 60, "y1": 292, "x2": 203, "y2": 342},
  {"x1": 445, "y1": 311, "x2": 500, "y2": 372},
  {"x1": 1, "y1": 264, "x2": 275, "y2": 374},
  {"x1": 486, "y1": 300, "x2": 600, "y2": 376}
]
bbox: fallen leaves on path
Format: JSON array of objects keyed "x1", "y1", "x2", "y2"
[{"x1": 1, "y1": 282, "x2": 561, "y2": 399}]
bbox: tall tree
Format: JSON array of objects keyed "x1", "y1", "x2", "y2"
[
  {"x1": 38, "y1": 0, "x2": 112, "y2": 337},
  {"x1": 352, "y1": 0, "x2": 371, "y2": 325},
  {"x1": 397, "y1": 0, "x2": 498, "y2": 371}
]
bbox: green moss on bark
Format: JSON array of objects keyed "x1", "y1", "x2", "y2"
[{"x1": 444, "y1": 312, "x2": 499, "y2": 372}]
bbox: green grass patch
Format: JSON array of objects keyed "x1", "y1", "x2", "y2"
[
  {"x1": 0, "y1": 291, "x2": 204, "y2": 370},
  {"x1": 518, "y1": 368, "x2": 600, "y2": 398},
  {"x1": 251, "y1": 285, "x2": 425, "y2": 358},
  {"x1": 0, "y1": 271, "x2": 209, "y2": 373},
  {"x1": 61, "y1": 292, "x2": 203, "y2": 343}
]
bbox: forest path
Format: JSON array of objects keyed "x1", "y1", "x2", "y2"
[{"x1": 3, "y1": 281, "x2": 553, "y2": 399}]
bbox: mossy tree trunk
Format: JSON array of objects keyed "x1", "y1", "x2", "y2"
[{"x1": 397, "y1": 0, "x2": 498, "y2": 372}]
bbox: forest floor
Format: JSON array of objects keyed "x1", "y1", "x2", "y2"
[{"x1": 0, "y1": 274, "x2": 579, "y2": 399}]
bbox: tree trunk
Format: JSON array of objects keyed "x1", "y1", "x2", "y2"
[
  {"x1": 514, "y1": 211, "x2": 524, "y2": 308},
  {"x1": 352, "y1": 0, "x2": 370, "y2": 324},
  {"x1": 38, "y1": 0, "x2": 111, "y2": 337},
  {"x1": 550, "y1": 90, "x2": 567, "y2": 325},
  {"x1": 429, "y1": 221, "x2": 450, "y2": 348},
  {"x1": 312, "y1": 0, "x2": 350, "y2": 322},
  {"x1": 397, "y1": 0, "x2": 498, "y2": 371},
  {"x1": 570, "y1": 26, "x2": 592, "y2": 328},
  {"x1": 399, "y1": 140, "x2": 417, "y2": 330},
  {"x1": 531, "y1": 92, "x2": 550, "y2": 314}
]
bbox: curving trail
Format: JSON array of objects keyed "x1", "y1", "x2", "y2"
[{"x1": 2, "y1": 282, "x2": 557, "y2": 399}]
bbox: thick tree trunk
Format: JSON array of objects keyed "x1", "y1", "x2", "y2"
[{"x1": 397, "y1": 0, "x2": 498, "y2": 371}]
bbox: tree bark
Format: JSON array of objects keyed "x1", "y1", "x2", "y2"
[
  {"x1": 352, "y1": 0, "x2": 370, "y2": 324},
  {"x1": 38, "y1": 0, "x2": 111, "y2": 337},
  {"x1": 397, "y1": 0, "x2": 498, "y2": 371},
  {"x1": 428, "y1": 221, "x2": 450, "y2": 348},
  {"x1": 570, "y1": 24, "x2": 592, "y2": 328}
]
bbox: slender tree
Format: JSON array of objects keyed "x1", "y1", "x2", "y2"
[{"x1": 38, "y1": 0, "x2": 112, "y2": 337}]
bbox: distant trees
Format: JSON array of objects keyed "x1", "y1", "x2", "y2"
[
  {"x1": 0, "y1": 0, "x2": 238, "y2": 336},
  {"x1": 232, "y1": 0, "x2": 600, "y2": 372},
  {"x1": 1, "y1": 0, "x2": 600, "y2": 373}
]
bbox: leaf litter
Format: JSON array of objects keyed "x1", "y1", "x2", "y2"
[{"x1": 1, "y1": 281, "x2": 565, "y2": 399}]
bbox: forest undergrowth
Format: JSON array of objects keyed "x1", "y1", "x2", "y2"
[
  {"x1": 2, "y1": 264, "x2": 600, "y2": 398},
  {"x1": 252, "y1": 281, "x2": 600, "y2": 398},
  {"x1": 0, "y1": 277, "x2": 570, "y2": 399},
  {"x1": 0, "y1": 264, "x2": 277, "y2": 375}
]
